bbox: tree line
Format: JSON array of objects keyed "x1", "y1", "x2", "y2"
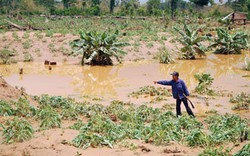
[{"x1": 0, "y1": 0, "x2": 250, "y2": 18}]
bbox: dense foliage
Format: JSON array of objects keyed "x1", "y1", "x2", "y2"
[{"x1": 1, "y1": 0, "x2": 249, "y2": 18}]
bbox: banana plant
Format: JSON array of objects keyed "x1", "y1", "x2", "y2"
[
  {"x1": 0, "y1": 100, "x2": 14, "y2": 116},
  {"x1": 174, "y1": 22, "x2": 208, "y2": 59},
  {"x1": 234, "y1": 143, "x2": 250, "y2": 156},
  {"x1": 194, "y1": 73, "x2": 214, "y2": 95},
  {"x1": 36, "y1": 105, "x2": 61, "y2": 129},
  {"x1": 1, "y1": 117, "x2": 34, "y2": 143},
  {"x1": 70, "y1": 30, "x2": 129, "y2": 65},
  {"x1": 210, "y1": 28, "x2": 249, "y2": 54}
]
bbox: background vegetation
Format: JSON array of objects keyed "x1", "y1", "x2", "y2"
[{"x1": 0, "y1": 0, "x2": 250, "y2": 18}]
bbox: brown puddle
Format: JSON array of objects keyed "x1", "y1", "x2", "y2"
[{"x1": 0, "y1": 53, "x2": 249, "y2": 100}]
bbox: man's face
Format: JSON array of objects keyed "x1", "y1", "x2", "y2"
[{"x1": 172, "y1": 75, "x2": 178, "y2": 81}]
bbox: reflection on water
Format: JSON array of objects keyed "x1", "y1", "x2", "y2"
[{"x1": 0, "y1": 53, "x2": 249, "y2": 98}]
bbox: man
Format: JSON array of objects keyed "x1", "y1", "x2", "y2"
[{"x1": 154, "y1": 71, "x2": 195, "y2": 117}]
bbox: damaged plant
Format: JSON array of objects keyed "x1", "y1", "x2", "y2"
[{"x1": 70, "y1": 30, "x2": 128, "y2": 65}]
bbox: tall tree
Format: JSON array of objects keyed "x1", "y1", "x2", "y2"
[
  {"x1": 35, "y1": 0, "x2": 55, "y2": 10},
  {"x1": 190, "y1": 0, "x2": 210, "y2": 7},
  {"x1": 110, "y1": 0, "x2": 115, "y2": 13},
  {"x1": 170, "y1": 0, "x2": 179, "y2": 19},
  {"x1": 92, "y1": 0, "x2": 100, "y2": 6},
  {"x1": 232, "y1": 0, "x2": 248, "y2": 11},
  {"x1": 0, "y1": 0, "x2": 21, "y2": 14},
  {"x1": 121, "y1": 0, "x2": 140, "y2": 15},
  {"x1": 147, "y1": 0, "x2": 161, "y2": 15},
  {"x1": 63, "y1": 0, "x2": 77, "y2": 9}
]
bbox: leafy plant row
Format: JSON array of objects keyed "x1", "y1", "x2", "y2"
[{"x1": 0, "y1": 95, "x2": 249, "y2": 151}]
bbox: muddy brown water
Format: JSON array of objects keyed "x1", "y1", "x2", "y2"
[{"x1": 0, "y1": 53, "x2": 249, "y2": 101}]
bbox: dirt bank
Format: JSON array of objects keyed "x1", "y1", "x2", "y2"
[{"x1": 0, "y1": 77, "x2": 22, "y2": 101}]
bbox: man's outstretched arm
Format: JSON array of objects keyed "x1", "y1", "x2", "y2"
[{"x1": 154, "y1": 80, "x2": 172, "y2": 86}]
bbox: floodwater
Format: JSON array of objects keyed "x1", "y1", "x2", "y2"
[{"x1": 0, "y1": 53, "x2": 249, "y2": 100}]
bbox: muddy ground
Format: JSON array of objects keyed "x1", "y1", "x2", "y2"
[{"x1": 0, "y1": 31, "x2": 249, "y2": 156}]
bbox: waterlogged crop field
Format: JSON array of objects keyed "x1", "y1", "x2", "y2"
[{"x1": 0, "y1": 16, "x2": 250, "y2": 156}]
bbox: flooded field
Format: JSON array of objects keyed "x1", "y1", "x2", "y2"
[{"x1": 1, "y1": 53, "x2": 249, "y2": 100}]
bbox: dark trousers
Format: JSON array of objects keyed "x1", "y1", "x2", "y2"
[{"x1": 176, "y1": 98, "x2": 195, "y2": 117}]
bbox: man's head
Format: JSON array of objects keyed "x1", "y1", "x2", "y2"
[{"x1": 171, "y1": 71, "x2": 179, "y2": 81}]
